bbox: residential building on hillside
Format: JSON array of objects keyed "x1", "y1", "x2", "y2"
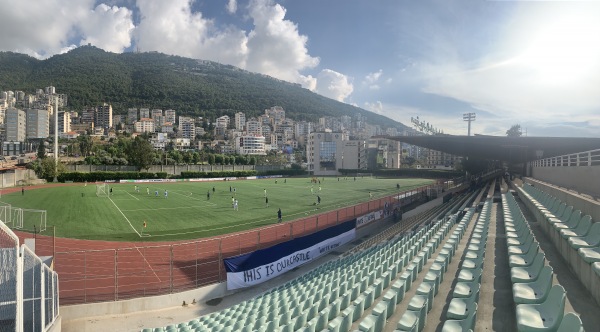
[
  {"x1": 94, "y1": 103, "x2": 112, "y2": 129},
  {"x1": 246, "y1": 120, "x2": 262, "y2": 136},
  {"x1": 216, "y1": 115, "x2": 230, "y2": 128},
  {"x1": 139, "y1": 108, "x2": 150, "y2": 119},
  {"x1": 179, "y1": 116, "x2": 195, "y2": 139},
  {"x1": 235, "y1": 112, "x2": 246, "y2": 131},
  {"x1": 58, "y1": 111, "x2": 71, "y2": 134},
  {"x1": 236, "y1": 135, "x2": 266, "y2": 155},
  {"x1": 26, "y1": 108, "x2": 49, "y2": 139},
  {"x1": 307, "y1": 131, "x2": 366, "y2": 175},
  {"x1": 127, "y1": 108, "x2": 138, "y2": 124},
  {"x1": 164, "y1": 109, "x2": 176, "y2": 124},
  {"x1": 135, "y1": 118, "x2": 155, "y2": 133},
  {"x1": 5, "y1": 107, "x2": 26, "y2": 142}
]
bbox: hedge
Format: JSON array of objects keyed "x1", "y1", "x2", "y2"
[
  {"x1": 57, "y1": 172, "x2": 169, "y2": 182},
  {"x1": 258, "y1": 169, "x2": 307, "y2": 176},
  {"x1": 176, "y1": 170, "x2": 257, "y2": 179}
]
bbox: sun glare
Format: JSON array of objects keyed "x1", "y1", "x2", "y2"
[{"x1": 516, "y1": 13, "x2": 600, "y2": 85}]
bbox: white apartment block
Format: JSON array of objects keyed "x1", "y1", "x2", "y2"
[
  {"x1": 307, "y1": 132, "x2": 366, "y2": 176},
  {"x1": 5, "y1": 107, "x2": 26, "y2": 142},
  {"x1": 236, "y1": 135, "x2": 266, "y2": 155},
  {"x1": 234, "y1": 112, "x2": 246, "y2": 131},
  {"x1": 179, "y1": 116, "x2": 195, "y2": 139},
  {"x1": 26, "y1": 108, "x2": 49, "y2": 139},
  {"x1": 215, "y1": 115, "x2": 230, "y2": 128},
  {"x1": 135, "y1": 118, "x2": 155, "y2": 133},
  {"x1": 164, "y1": 109, "x2": 176, "y2": 124},
  {"x1": 58, "y1": 111, "x2": 71, "y2": 134},
  {"x1": 246, "y1": 120, "x2": 262, "y2": 136}
]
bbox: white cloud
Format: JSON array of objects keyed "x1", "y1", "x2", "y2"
[
  {"x1": 135, "y1": 0, "x2": 248, "y2": 68},
  {"x1": 364, "y1": 101, "x2": 383, "y2": 114},
  {"x1": 363, "y1": 69, "x2": 383, "y2": 90},
  {"x1": 226, "y1": 0, "x2": 238, "y2": 14},
  {"x1": 79, "y1": 4, "x2": 134, "y2": 53},
  {"x1": 0, "y1": 0, "x2": 94, "y2": 58},
  {"x1": 245, "y1": 0, "x2": 320, "y2": 89},
  {"x1": 315, "y1": 69, "x2": 353, "y2": 102},
  {"x1": 417, "y1": 2, "x2": 600, "y2": 135}
]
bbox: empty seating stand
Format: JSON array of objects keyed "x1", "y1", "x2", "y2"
[
  {"x1": 518, "y1": 183, "x2": 600, "y2": 307},
  {"x1": 501, "y1": 192, "x2": 584, "y2": 332}
]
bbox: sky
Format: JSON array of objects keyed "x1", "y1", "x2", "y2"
[{"x1": 1, "y1": 0, "x2": 599, "y2": 137}]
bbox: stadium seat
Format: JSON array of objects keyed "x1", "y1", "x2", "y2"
[
  {"x1": 397, "y1": 310, "x2": 419, "y2": 332},
  {"x1": 416, "y1": 281, "x2": 435, "y2": 312},
  {"x1": 516, "y1": 284, "x2": 566, "y2": 332},
  {"x1": 452, "y1": 281, "x2": 480, "y2": 299},
  {"x1": 510, "y1": 252, "x2": 546, "y2": 283},
  {"x1": 457, "y1": 267, "x2": 482, "y2": 283},
  {"x1": 557, "y1": 312, "x2": 583, "y2": 332},
  {"x1": 509, "y1": 246, "x2": 540, "y2": 268},
  {"x1": 441, "y1": 302, "x2": 477, "y2": 332},
  {"x1": 447, "y1": 287, "x2": 480, "y2": 320},
  {"x1": 407, "y1": 295, "x2": 428, "y2": 332},
  {"x1": 512, "y1": 266, "x2": 554, "y2": 304}
]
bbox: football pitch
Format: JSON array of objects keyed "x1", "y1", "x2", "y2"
[{"x1": 1, "y1": 177, "x2": 434, "y2": 241}]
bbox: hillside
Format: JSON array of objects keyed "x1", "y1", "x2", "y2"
[{"x1": 0, "y1": 46, "x2": 408, "y2": 129}]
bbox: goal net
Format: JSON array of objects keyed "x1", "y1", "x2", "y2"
[
  {"x1": 96, "y1": 183, "x2": 109, "y2": 197},
  {"x1": 0, "y1": 203, "x2": 11, "y2": 226}
]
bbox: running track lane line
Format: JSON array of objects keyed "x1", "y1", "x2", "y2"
[{"x1": 107, "y1": 195, "x2": 162, "y2": 282}]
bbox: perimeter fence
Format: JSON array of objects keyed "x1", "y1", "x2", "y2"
[
  {"x1": 0, "y1": 218, "x2": 59, "y2": 332},
  {"x1": 52, "y1": 183, "x2": 450, "y2": 304}
]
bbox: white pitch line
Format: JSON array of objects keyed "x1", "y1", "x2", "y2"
[
  {"x1": 124, "y1": 190, "x2": 140, "y2": 201},
  {"x1": 107, "y1": 195, "x2": 161, "y2": 282}
]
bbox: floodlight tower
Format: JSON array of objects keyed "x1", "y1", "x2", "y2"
[
  {"x1": 463, "y1": 112, "x2": 476, "y2": 136},
  {"x1": 54, "y1": 98, "x2": 59, "y2": 182}
]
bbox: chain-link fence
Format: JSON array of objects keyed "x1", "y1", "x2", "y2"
[{"x1": 0, "y1": 219, "x2": 59, "y2": 332}]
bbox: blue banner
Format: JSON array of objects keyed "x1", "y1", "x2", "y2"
[{"x1": 224, "y1": 220, "x2": 356, "y2": 289}]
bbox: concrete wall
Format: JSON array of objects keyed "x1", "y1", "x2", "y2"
[
  {"x1": 60, "y1": 282, "x2": 227, "y2": 321},
  {"x1": 0, "y1": 169, "x2": 42, "y2": 188},
  {"x1": 531, "y1": 165, "x2": 600, "y2": 199},
  {"x1": 524, "y1": 177, "x2": 600, "y2": 222}
]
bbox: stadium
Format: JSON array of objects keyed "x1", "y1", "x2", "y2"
[{"x1": 2, "y1": 135, "x2": 600, "y2": 332}]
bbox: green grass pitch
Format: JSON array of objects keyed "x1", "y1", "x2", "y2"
[{"x1": 1, "y1": 177, "x2": 433, "y2": 241}]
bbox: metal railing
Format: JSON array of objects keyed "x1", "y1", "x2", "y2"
[{"x1": 531, "y1": 149, "x2": 600, "y2": 167}]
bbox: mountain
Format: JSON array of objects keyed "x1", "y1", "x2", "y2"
[{"x1": 0, "y1": 46, "x2": 408, "y2": 129}]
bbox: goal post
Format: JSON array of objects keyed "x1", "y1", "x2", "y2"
[
  {"x1": 96, "y1": 183, "x2": 109, "y2": 197},
  {"x1": 22, "y1": 209, "x2": 47, "y2": 232}
]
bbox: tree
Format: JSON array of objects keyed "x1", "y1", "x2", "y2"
[
  {"x1": 30, "y1": 157, "x2": 66, "y2": 181},
  {"x1": 78, "y1": 135, "x2": 93, "y2": 157},
  {"x1": 37, "y1": 140, "x2": 46, "y2": 159},
  {"x1": 506, "y1": 124, "x2": 522, "y2": 137},
  {"x1": 127, "y1": 136, "x2": 155, "y2": 170}
]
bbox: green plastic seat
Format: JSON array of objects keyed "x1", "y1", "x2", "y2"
[
  {"x1": 512, "y1": 266, "x2": 553, "y2": 304},
  {"x1": 508, "y1": 235, "x2": 536, "y2": 256},
  {"x1": 509, "y1": 246, "x2": 540, "y2": 268},
  {"x1": 457, "y1": 268, "x2": 482, "y2": 283},
  {"x1": 557, "y1": 312, "x2": 583, "y2": 332},
  {"x1": 452, "y1": 281, "x2": 480, "y2": 299},
  {"x1": 441, "y1": 302, "x2": 477, "y2": 332},
  {"x1": 416, "y1": 282, "x2": 435, "y2": 312},
  {"x1": 447, "y1": 287, "x2": 479, "y2": 320},
  {"x1": 548, "y1": 206, "x2": 574, "y2": 227},
  {"x1": 569, "y1": 222, "x2": 600, "y2": 249},
  {"x1": 553, "y1": 210, "x2": 582, "y2": 231},
  {"x1": 510, "y1": 252, "x2": 546, "y2": 283},
  {"x1": 397, "y1": 310, "x2": 419, "y2": 331},
  {"x1": 408, "y1": 295, "x2": 428, "y2": 332},
  {"x1": 578, "y1": 246, "x2": 600, "y2": 263},
  {"x1": 560, "y1": 215, "x2": 592, "y2": 239},
  {"x1": 516, "y1": 284, "x2": 566, "y2": 332}
]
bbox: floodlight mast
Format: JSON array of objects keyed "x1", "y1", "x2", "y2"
[
  {"x1": 463, "y1": 113, "x2": 476, "y2": 136},
  {"x1": 54, "y1": 98, "x2": 59, "y2": 182}
]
